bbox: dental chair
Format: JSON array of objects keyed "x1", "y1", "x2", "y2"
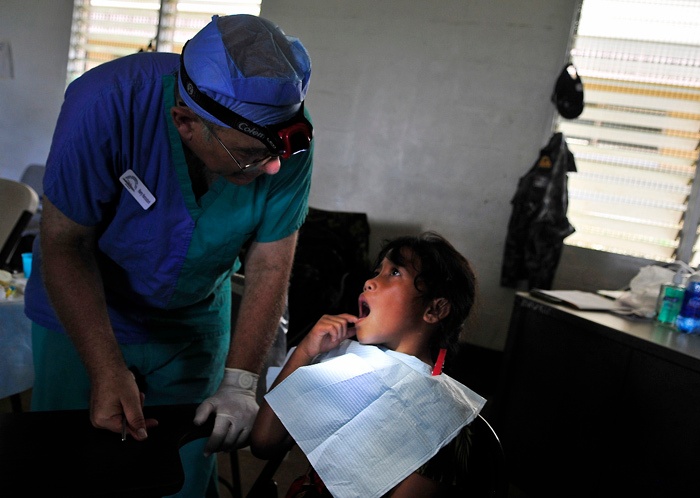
[{"x1": 224, "y1": 413, "x2": 508, "y2": 498}]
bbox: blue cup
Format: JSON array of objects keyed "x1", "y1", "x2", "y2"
[{"x1": 21, "y1": 253, "x2": 32, "y2": 279}]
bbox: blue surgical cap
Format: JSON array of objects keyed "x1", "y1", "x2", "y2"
[{"x1": 178, "y1": 14, "x2": 312, "y2": 127}]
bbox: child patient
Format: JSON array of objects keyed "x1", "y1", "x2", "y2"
[{"x1": 251, "y1": 231, "x2": 484, "y2": 498}]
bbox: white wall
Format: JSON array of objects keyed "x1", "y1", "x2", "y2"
[
  {"x1": 1, "y1": 0, "x2": 646, "y2": 351},
  {"x1": 0, "y1": 0, "x2": 73, "y2": 180},
  {"x1": 261, "y1": 0, "x2": 587, "y2": 349}
]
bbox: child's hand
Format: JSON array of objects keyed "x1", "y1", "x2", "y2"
[{"x1": 297, "y1": 313, "x2": 358, "y2": 359}]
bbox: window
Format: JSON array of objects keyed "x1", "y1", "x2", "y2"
[
  {"x1": 67, "y1": 0, "x2": 262, "y2": 85},
  {"x1": 556, "y1": 0, "x2": 700, "y2": 265}
]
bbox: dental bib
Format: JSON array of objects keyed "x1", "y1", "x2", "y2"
[{"x1": 264, "y1": 340, "x2": 486, "y2": 498}]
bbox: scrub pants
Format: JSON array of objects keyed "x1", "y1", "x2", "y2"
[{"x1": 31, "y1": 324, "x2": 228, "y2": 498}]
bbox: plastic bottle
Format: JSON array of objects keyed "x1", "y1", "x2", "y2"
[
  {"x1": 675, "y1": 272, "x2": 700, "y2": 334},
  {"x1": 656, "y1": 270, "x2": 685, "y2": 325}
]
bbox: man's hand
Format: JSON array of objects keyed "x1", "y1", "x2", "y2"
[
  {"x1": 90, "y1": 366, "x2": 157, "y2": 440},
  {"x1": 194, "y1": 368, "x2": 259, "y2": 456}
]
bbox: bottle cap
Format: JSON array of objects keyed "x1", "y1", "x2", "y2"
[{"x1": 673, "y1": 271, "x2": 684, "y2": 286}]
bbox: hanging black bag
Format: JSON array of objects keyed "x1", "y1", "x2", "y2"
[{"x1": 551, "y1": 63, "x2": 584, "y2": 119}]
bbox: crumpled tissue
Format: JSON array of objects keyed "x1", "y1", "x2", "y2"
[
  {"x1": 264, "y1": 340, "x2": 486, "y2": 498},
  {"x1": 616, "y1": 264, "x2": 676, "y2": 318}
]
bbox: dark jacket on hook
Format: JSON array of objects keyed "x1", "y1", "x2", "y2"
[{"x1": 500, "y1": 132, "x2": 576, "y2": 290}]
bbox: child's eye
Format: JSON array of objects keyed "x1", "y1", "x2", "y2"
[{"x1": 390, "y1": 267, "x2": 401, "y2": 276}]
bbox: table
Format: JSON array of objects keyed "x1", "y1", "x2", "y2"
[
  {"x1": 492, "y1": 292, "x2": 700, "y2": 498},
  {"x1": 0, "y1": 404, "x2": 214, "y2": 496},
  {"x1": 0, "y1": 297, "x2": 34, "y2": 405}
]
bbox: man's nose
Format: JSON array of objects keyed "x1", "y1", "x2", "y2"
[{"x1": 261, "y1": 157, "x2": 282, "y2": 175}]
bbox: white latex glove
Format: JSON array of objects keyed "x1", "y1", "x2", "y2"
[{"x1": 194, "y1": 368, "x2": 259, "y2": 456}]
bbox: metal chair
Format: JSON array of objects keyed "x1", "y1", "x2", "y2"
[
  {"x1": 18, "y1": 164, "x2": 45, "y2": 237},
  {"x1": 460, "y1": 414, "x2": 509, "y2": 498},
  {"x1": 0, "y1": 178, "x2": 39, "y2": 271}
]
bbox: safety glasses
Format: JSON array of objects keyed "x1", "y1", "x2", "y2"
[{"x1": 203, "y1": 122, "x2": 278, "y2": 172}]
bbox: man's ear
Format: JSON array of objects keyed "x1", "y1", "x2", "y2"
[
  {"x1": 170, "y1": 105, "x2": 198, "y2": 140},
  {"x1": 424, "y1": 298, "x2": 451, "y2": 324}
]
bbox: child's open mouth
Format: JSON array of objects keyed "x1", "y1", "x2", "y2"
[{"x1": 358, "y1": 296, "x2": 370, "y2": 318}]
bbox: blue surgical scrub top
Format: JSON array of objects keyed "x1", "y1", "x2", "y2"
[{"x1": 24, "y1": 52, "x2": 312, "y2": 344}]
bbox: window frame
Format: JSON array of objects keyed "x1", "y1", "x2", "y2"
[
  {"x1": 555, "y1": 0, "x2": 700, "y2": 266},
  {"x1": 67, "y1": 0, "x2": 262, "y2": 85}
]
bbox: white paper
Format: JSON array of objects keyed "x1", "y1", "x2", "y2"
[{"x1": 265, "y1": 341, "x2": 486, "y2": 498}]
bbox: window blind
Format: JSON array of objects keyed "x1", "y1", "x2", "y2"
[
  {"x1": 555, "y1": 0, "x2": 700, "y2": 264},
  {"x1": 67, "y1": 0, "x2": 261, "y2": 84}
]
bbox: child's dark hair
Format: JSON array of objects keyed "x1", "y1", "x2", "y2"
[{"x1": 373, "y1": 231, "x2": 477, "y2": 362}]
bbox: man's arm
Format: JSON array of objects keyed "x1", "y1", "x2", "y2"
[
  {"x1": 195, "y1": 231, "x2": 299, "y2": 455},
  {"x1": 228, "y1": 232, "x2": 298, "y2": 373},
  {"x1": 40, "y1": 198, "x2": 151, "y2": 439}
]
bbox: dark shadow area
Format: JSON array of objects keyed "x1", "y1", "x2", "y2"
[
  {"x1": 287, "y1": 207, "x2": 372, "y2": 347},
  {"x1": 449, "y1": 343, "x2": 503, "y2": 410}
]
